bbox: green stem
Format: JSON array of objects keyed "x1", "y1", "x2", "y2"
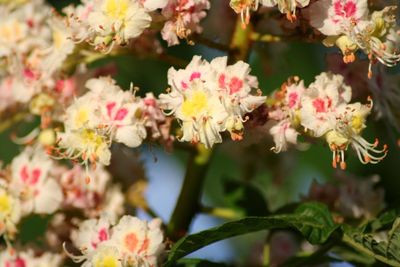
[{"x1": 166, "y1": 146, "x2": 213, "y2": 241}]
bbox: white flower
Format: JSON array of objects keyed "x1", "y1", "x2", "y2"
[
  {"x1": 66, "y1": 0, "x2": 153, "y2": 52},
  {"x1": 56, "y1": 76, "x2": 147, "y2": 167},
  {"x1": 10, "y1": 147, "x2": 63, "y2": 215},
  {"x1": 269, "y1": 120, "x2": 299, "y2": 153},
  {"x1": 308, "y1": 0, "x2": 368, "y2": 36},
  {"x1": 161, "y1": 0, "x2": 210, "y2": 46},
  {"x1": 72, "y1": 216, "x2": 112, "y2": 254},
  {"x1": 41, "y1": 15, "x2": 75, "y2": 77},
  {"x1": 267, "y1": 78, "x2": 305, "y2": 152},
  {"x1": 300, "y1": 72, "x2": 351, "y2": 137},
  {"x1": 67, "y1": 215, "x2": 164, "y2": 267},
  {"x1": 326, "y1": 100, "x2": 387, "y2": 169},
  {"x1": 0, "y1": 186, "x2": 21, "y2": 237},
  {"x1": 160, "y1": 79, "x2": 228, "y2": 148},
  {"x1": 160, "y1": 56, "x2": 266, "y2": 147},
  {"x1": 111, "y1": 216, "x2": 164, "y2": 266},
  {"x1": 208, "y1": 56, "x2": 266, "y2": 140},
  {"x1": 60, "y1": 164, "x2": 110, "y2": 210}
]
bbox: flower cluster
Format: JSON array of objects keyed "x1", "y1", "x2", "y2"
[
  {"x1": 56, "y1": 76, "x2": 147, "y2": 167},
  {"x1": 268, "y1": 72, "x2": 387, "y2": 169},
  {"x1": 67, "y1": 215, "x2": 164, "y2": 267},
  {"x1": 159, "y1": 56, "x2": 266, "y2": 148},
  {"x1": 308, "y1": 0, "x2": 400, "y2": 77},
  {"x1": 63, "y1": 0, "x2": 210, "y2": 49},
  {"x1": 0, "y1": 0, "x2": 75, "y2": 112}
]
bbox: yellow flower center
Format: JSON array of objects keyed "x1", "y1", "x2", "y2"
[
  {"x1": 53, "y1": 29, "x2": 66, "y2": 49},
  {"x1": 75, "y1": 108, "x2": 89, "y2": 128},
  {"x1": 351, "y1": 115, "x2": 364, "y2": 134},
  {"x1": 104, "y1": 0, "x2": 129, "y2": 19},
  {"x1": 0, "y1": 194, "x2": 11, "y2": 215},
  {"x1": 95, "y1": 255, "x2": 119, "y2": 267},
  {"x1": 81, "y1": 129, "x2": 104, "y2": 147},
  {"x1": 181, "y1": 90, "x2": 209, "y2": 118}
]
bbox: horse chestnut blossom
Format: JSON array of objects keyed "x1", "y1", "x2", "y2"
[
  {"x1": 268, "y1": 77, "x2": 305, "y2": 153},
  {"x1": 308, "y1": 0, "x2": 400, "y2": 76},
  {"x1": 10, "y1": 147, "x2": 63, "y2": 215},
  {"x1": 160, "y1": 56, "x2": 266, "y2": 148},
  {"x1": 64, "y1": 0, "x2": 167, "y2": 52},
  {"x1": 59, "y1": 164, "x2": 125, "y2": 221},
  {"x1": 0, "y1": 249, "x2": 63, "y2": 267},
  {"x1": 269, "y1": 72, "x2": 387, "y2": 169},
  {"x1": 67, "y1": 215, "x2": 164, "y2": 267},
  {"x1": 56, "y1": 76, "x2": 147, "y2": 167},
  {"x1": 161, "y1": 0, "x2": 210, "y2": 46}
]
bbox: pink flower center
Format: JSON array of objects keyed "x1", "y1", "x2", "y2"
[
  {"x1": 189, "y1": 72, "x2": 201, "y2": 81},
  {"x1": 229, "y1": 77, "x2": 243, "y2": 95},
  {"x1": 98, "y1": 228, "x2": 109, "y2": 242},
  {"x1": 144, "y1": 98, "x2": 156, "y2": 107},
  {"x1": 6, "y1": 258, "x2": 26, "y2": 267},
  {"x1": 312, "y1": 98, "x2": 327, "y2": 113},
  {"x1": 20, "y1": 165, "x2": 41, "y2": 185},
  {"x1": 218, "y1": 74, "x2": 243, "y2": 94},
  {"x1": 334, "y1": 0, "x2": 357, "y2": 18},
  {"x1": 288, "y1": 92, "x2": 299, "y2": 108},
  {"x1": 106, "y1": 102, "x2": 128, "y2": 121}
]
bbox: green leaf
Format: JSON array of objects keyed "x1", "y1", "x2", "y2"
[
  {"x1": 223, "y1": 179, "x2": 269, "y2": 216},
  {"x1": 387, "y1": 218, "x2": 400, "y2": 262},
  {"x1": 369, "y1": 210, "x2": 397, "y2": 232},
  {"x1": 342, "y1": 221, "x2": 400, "y2": 267},
  {"x1": 164, "y1": 202, "x2": 338, "y2": 266}
]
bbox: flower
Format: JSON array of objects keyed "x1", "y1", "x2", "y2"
[
  {"x1": 56, "y1": 77, "x2": 147, "y2": 167},
  {"x1": 10, "y1": 147, "x2": 63, "y2": 215},
  {"x1": 111, "y1": 216, "x2": 164, "y2": 266},
  {"x1": 64, "y1": 0, "x2": 163, "y2": 52},
  {"x1": 160, "y1": 55, "x2": 266, "y2": 147},
  {"x1": 268, "y1": 72, "x2": 387, "y2": 168},
  {"x1": 300, "y1": 72, "x2": 351, "y2": 137},
  {"x1": 161, "y1": 0, "x2": 210, "y2": 46},
  {"x1": 67, "y1": 215, "x2": 164, "y2": 267},
  {"x1": 40, "y1": 15, "x2": 75, "y2": 77},
  {"x1": 71, "y1": 216, "x2": 112, "y2": 254},
  {"x1": 308, "y1": 0, "x2": 400, "y2": 75},
  {"x1": 267, "y1": 77, "x2": 305, "y2": 152},
  {"x1": 208, "y1": 56, "x2": 266, "y2": 140},
  {"x1": 308, "y1": 0, "x2": 368, "y2": 36}
]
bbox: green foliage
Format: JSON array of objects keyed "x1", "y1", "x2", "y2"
[
  {"x1": 342, "y1": 219, "x2": 400, "y2": 266},
  {"x1": 165, "y1": 202, "x2": 338, "y2": 266}
]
